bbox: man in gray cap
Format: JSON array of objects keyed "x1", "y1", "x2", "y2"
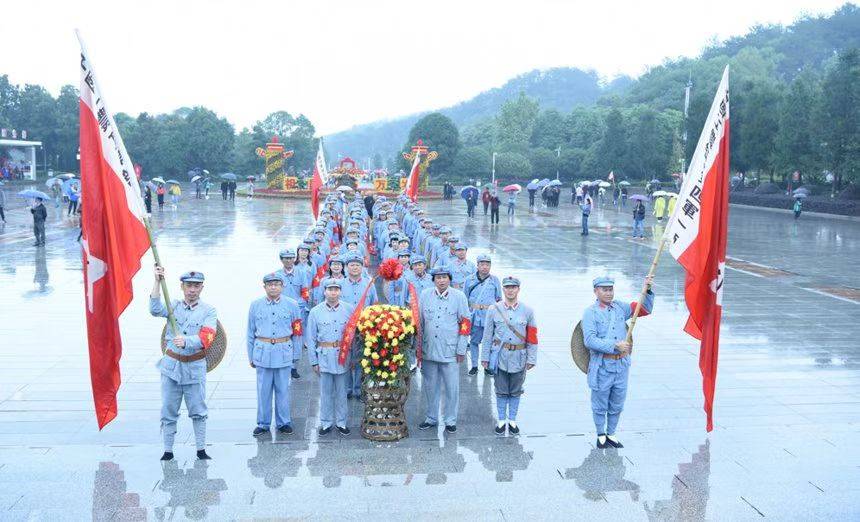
[
  {"x1": 581, "y1": 274, "x2": 654, "y2": 448},
  {"x1": 448, "y1": 243, "x2": 475, "y2": 290},
  {"x1": 481, "y1": 276, "x2": 538, "y2": 435},
  {"x1": 150, "y1": 267, "x2": 217, "y2": 461},
  {"x1": 341, "y1": 253, "x2": 378, "y2": 398},
  {"x1": 247, "y1": 272, "x2": 304, "y2": 438},
  {"x1": 306, "y1": 278, "x2": 356, "y2": 436},
  {"x1": 418, "y1": 266, "x2": 471, "y2": 433},
  {"x1": 275, "y1": 248, "x2": 310, "y2": 379},
  {"x1": 464, "y1": 254, "x2": 502, "y2": 375}
]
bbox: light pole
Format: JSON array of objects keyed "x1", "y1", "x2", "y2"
[
  {"x1": 555, "y1": 146, "x2": 561, "y2": 180},
  {"x1": 491, "y1": 152, "x2": 496, "y2": 186}
]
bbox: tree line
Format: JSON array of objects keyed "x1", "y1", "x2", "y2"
[
  {"x1": 0, "y1": 75, "x2": 318, "y2": 179},
  {"x1": 396, "y1": 46, "x2": 859, "y2": 189}
]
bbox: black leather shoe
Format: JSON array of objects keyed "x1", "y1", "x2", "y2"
[
  {"x1": 160, "y1": 451, "x2": 174, "y2": 461},
  {"x1": 606, "y1": 436, "x2": 624, "y2": 448},
  {"x1": 418, "y1": 422, "x2": 436, "y2": 431},
  {"x1": 253, "y1": 427, "x2": 269, "y2": 437},
  {"x1": 277, "y1": 425, "x2": 293, "y2": 435},
  {"x1": 508, "y1": 423, "x2": 520, "y2": 435},
  {"x1": 494, "y1": 424, "x2": 506, "y2": 435},
  {"x1": 596, "y1": 435, "x2": 608, "y2": 449},
  {"x1": 196, "y1": 449, "x2": 212, "y2": 460},
  {"x1": 291, "y1": 368, "x2": 300, "y2": 379},
  {"x1": 445, "y1": 425, "x2": 457, "y2": 433},
  {"x1": 468, "y1": 367, "x2": 478, "y2": 376},
  {"x1": 318, "y1": 426, "x2": 332, "y2": 436},
  {"x1": 337, "y1": 426, "x2": 350, "y2": 436},
  {"x1": 484, "y1": 368, "x2": 493, "y2": 376}
]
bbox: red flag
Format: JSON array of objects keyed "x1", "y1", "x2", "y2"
[
  {"x1": 310, "y1": 141, "x2": 327, "y2": 219},
  {"x1": 666, "y1": 66, "x2": 730, "y2": 432},
  {"x1": 407, "y1": 283, "x2": 422, "y2": 366},
  {"x1": 78, "y1": 35, "x2": 151, "y2": 429},
  {"x1": 337, "y1": 277, "x2": 377, "y2": 365},
  {"x1": 405, "y1": 152, "x2": 421, "y2": 202},
  {"x1": 311, "y1": 255, "x2": 331, "y2": 289}
]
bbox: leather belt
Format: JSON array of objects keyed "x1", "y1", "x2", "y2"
[
  {"x1": 502, "y1": 342, "x2": 526, "y2": 351},
  {"x1": 318, "y1": 341, "x2": 340, "y2": 348},
  {"x1": 166, "y1": 350, "x2": 207, "y2": 363},
  {"x1": 471, "y1": 304, "x2": 490, "y2": 310},
  {"x1": 256, "y1": 336, "x2": 291, "y2": 344},
  {"x1": 603, "y1": 353, "x2": 625, "y2": 360}
]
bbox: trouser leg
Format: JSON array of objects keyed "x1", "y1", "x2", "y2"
[
  {"x1": 273, "y1": 367, "x2": 292, "y2": 427},
  {"x1": 160, "y1": 375, "x2": 183, "y2": 452},
  {"x1": 591, "y1": 369, "x2": 613, "y2": 434},
  {"x1": 256, "y1": 366, "x2": 274, "y2": 428},
  {"x1": 469, "y1": 326, "x2": 483, "y2": 368},
  {"x1": 508, "y1": 397, "x2": 521, "y2": 420},
  {"x1": 496, "y1": 396, "x2": 508, "y2": 420},
  {"x1": 606, "y1": 368, "x2": 628, "y2": 435},
  {"x1": 334, "y1": 372, "x2": 348, "y2": 428},
  {"x1": 440, "y1": 361, "x2": 460, "y2": 426},
  {"x1": 184, "y1": 382, "x2": 208, "y2": 450},
  {"x1": 319, "y1": 372, "x2": 334, "y2": 429},
  {"x1": 421, "y1": 361, "x2": 441, "y2": 425}
]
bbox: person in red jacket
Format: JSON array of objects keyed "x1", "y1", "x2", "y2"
[{"x1": 481, "y1": 187, "x2": 491, "y2": 215}]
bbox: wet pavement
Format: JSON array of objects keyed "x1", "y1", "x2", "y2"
[{"x1": 0, "y1": 193, "x2": 858, "y2": 520}]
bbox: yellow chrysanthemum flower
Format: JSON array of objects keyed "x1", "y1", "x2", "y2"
[
  {"x1": 360, "y1": 359, "x2": 368, "y2": 367},
  {"x1": 380, "y1": 371, "x2": 389, "y2": 379},
  {"x1": 364, "y1": 367, "x2": 370, "y2": 374},
  {"x1": 371, "y1": 353, "x2": 379, "y2": 360},
  {"x1": 391, "y1": 338, "x2": 399, "y2": 346}
]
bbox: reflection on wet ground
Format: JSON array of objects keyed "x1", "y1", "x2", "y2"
[{"x1": 0, "y1": 196, "x2": 858, "y2": 519}]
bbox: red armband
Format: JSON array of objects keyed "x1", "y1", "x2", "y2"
[
  {"x1": 198, "y1": 326, "x2": 216, "y2": 350},
  {"x1": 301, "y1": 287, "x2": 310, "y2": 301},
  {"x1": 292, "y1": 319, "x2": 303, "y2": 336},
  {"x1": 526, "y1": 325, "x2": 538, "y2": 344},
  {"x1": 630, "y1": 302, "x2": 649, "y2": 317},
  {"x1": 458, "y1": 317, "x2": 472, "y2": 335}
]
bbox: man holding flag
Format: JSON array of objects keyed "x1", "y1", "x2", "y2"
[
  {"x1": 78, "y1": 34, "x2": 151, "y2": 430},
  {"x1": 310, "y1": 141, "x2": 328, "y2": 219}
]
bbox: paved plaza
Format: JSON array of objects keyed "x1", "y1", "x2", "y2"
[{"x1": 0, "y1": 195, "x2": 858, "y2": 520}]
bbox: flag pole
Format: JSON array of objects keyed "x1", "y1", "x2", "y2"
[
  {"x1": 143, "y1": 217, "x2": 178, "y2": 333},
  {"x1": 625, "y1": 237, "x2": 666, "y2": 344}
]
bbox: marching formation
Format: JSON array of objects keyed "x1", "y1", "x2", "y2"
[{"x1": 150, "y1": 191, "x2": 655, "y2": 460}]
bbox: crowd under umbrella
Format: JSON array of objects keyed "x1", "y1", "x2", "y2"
[
  {"x1": 629, "y1": 194, "x2": 648, "y2": 202},
  {"x1": 793, "y1": 187, "x2": 810, "y2": 196},
  {"x1": 45, "y1": 177, "x2": 63, "y2": 188},
  {"x1": 17, "y1": 189, "x2": 50, "y2": 201},
  {"x1": 58, "y1": 173, "x2": 76, "y2": 179},
  {"x1": 150, "y1": 177, "x2": 166, "y2": 184},
  {"x1": 503, "y1": 183, "x2": 522, "y2": 193},
  {"x1": 794, "y1": 192, "x2": 808, "y2": 199},
  {"x1": 460, "y1": 185, "x2": 479, "y2": 200},
  {"x1": 526, "y1": 179, "x2": 540, "y2": 191},
  {"x1": 220, "y1": 173, "x2": 237, "y2": 181},
  {"x1": 61, "y1": 178, "x2": 79, "y2": 196},
  {"x1": 548, "y1": 179, "x2": 562, "y2": 187},
  {"x1": 537, "y1": 178, "x2": 551, "y2": 188},
  {"x1": 652, "y1": 190, "x2": 677, "y2": 198},
  {"x1": 165, "y1": 179, "x2": 181, "y2": 185},
  {"x1": 618, "y1": 180, "x2": 631, "y2": 187},
  {"x1": 190, "y1": 175, "x2": 203, "y2": 183}
]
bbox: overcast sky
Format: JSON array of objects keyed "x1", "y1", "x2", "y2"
[{"x1": 0, "y1": 0, "x2": 846, "y2": 135}]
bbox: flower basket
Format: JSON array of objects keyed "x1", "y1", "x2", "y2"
[{"x1": 356, "y1": 304, "x2": 415, "y2": 441}]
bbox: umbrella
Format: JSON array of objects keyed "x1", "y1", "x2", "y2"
[
  {"x1": 549, "y1": 180, "x2": 562, "y2": 186},
  {"x1": 202, "y1": 169, "x2": 210, "y2": 175},
  {"x1": 165, "y1": 179, "x2": 181, "y2": 185},
  {"x1": 650, "y1": 178, "x2": 660, "y2": 183},
  {"x1": 598, "y1": 181, "x2": 611, "y2": 188},
  {"x1": 62, "y1": 178, "x2": 80, "y2": 196},
  {"x1": 151, "y1": 177, "x2": 166, "y2": 184},
  {"x1": 220, "y1": 173, "x2": 237, "y2": 180},
  {"x1": 460, "y1": 185, "x2": 479, "y2": 200},
  {"x1": 58, "y1": 173, "x2": 77, "y2": 179},
  {"x1": 45, "y1": 178, "x2": 63, "y2": 188},
  {"x1": 629, "y1": 194, "x2": 648, "y2": 202},
  {"x1": 794, "y1": 193, "x2": 808, "y2": 199},
  {"x1": 17, "y1": 189, "x2": 50, "y2": 200},
  {"x1": 652, "y1": 190, "x2": 677, "y2": 198},
  {"x1": 537, "y1": 179, "x2": 551, "y2": 188},
  {"x1": 526, "y1": 180, "x2": 540, "y2": 190},
  {"x1": 336, "y1": 185, "x2": 354, "y2": 192},
  {"x1": 246, "y1": 175, "x2": 256, "y2": 181},
  {"x1": 618, "y1": 181, "x2": 631, "y2": 186},
  {"x1": 191, "y1": 175, "x2": 203, "y2": 183},
  {"x1": 589, "y1": 180, "x2": 602, "y2": 186},
  {"x1": 502, "y1": 184, "x2": 522, "y2": 193},
  {"x1": 792, "y1": 187, "x2": 809, "y2": 195}
]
